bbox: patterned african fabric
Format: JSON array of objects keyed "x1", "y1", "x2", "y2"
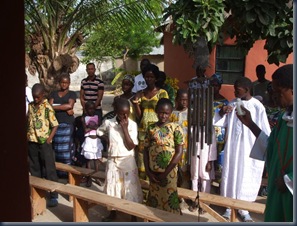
[
  {"x1": 137, "y1": 89, "x2": 169, "y2": 179},
  {"x1": 213, "y1": 98, "x2": 229, "y2": 150},
  {"x1": 127, "y1": 98, "x2": 137, "y2": 122},
  {"x1": 213, "y1": 98, "x2": 229, "y2": 172},
  {"x1": 27, "y1": 99, "x2": 59, "y2": 144},
  {"x1": 170, "y1": 108, "x2": 188, "y2": 168},
  {"x1": 265, "y1": 105, "x2": 284, "y2": 129},
  {"x1": 250, "y1": 111, "x2": 293, "y2": 222},
  {"x1": 163, "y1": 83, "x2": 176, "y2": 107},
  {"x1": 52, "y1": 123, "x2": 75, "y2": 177},
  {"x1": 144, "y1": 122, "x2": 183, "y2": 214}
]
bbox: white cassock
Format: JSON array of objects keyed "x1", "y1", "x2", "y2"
[{"x1": 214, "y1": 97, "x2": 271, "y2": 201}]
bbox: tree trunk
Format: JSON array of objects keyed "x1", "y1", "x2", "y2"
[
  {"x1": 122, "y1": 48, "x2": 129, "y2": 71},
  {"x1": 27, "y1": 53, "x2": 79, "y2": 96},
  {"x1": 192, "y1": 37, "x2": 209, "y2": 70}
]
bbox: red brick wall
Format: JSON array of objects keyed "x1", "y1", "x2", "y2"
[{"x1": 163, "y1": 32, "x2": 293, "y2": 101}]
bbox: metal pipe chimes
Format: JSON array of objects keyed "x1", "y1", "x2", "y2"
[{"x1": 187, "y1": 78, "x2": 214, "y2": 163}]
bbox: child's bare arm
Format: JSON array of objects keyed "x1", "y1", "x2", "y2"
[
  {"x1": 132, "y1": 92, "x2": 143, "y2": 120},
  {"x1": 143, "y1": 147, "x2": 159, "y2": 183},
  {"x1": 120, "y1": 115, "x2": 135, "y2": 150}
]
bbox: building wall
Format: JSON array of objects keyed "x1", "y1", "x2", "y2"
[
  {"x1": 114, "y1": 55, "x2": 164, "y2": 72},
  {"x1": 163, "y1": 32, "x2": 293, "y2": 100}
]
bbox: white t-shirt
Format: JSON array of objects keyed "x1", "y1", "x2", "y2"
[
  {"x1": 97, "y1": 117, "x2": 138, "y2": 157},
  {"x1": 26, "y1": 86, "x2": 33, "y2": 115},
  {"x1": 132, "y1": 73, "x2": 147, "y2": 93}
]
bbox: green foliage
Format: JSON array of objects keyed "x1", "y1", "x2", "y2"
[
  {"x1": 264, "y1": 5, "x2": 293, "y2": 65},
  {"x1": 111, "y1": 69, "x2": 140, "y2": 86},
  {"x1": 81, "y1": 20, "x2": 161, "y2": 63},
  {"x1": 164, "y1": 0, "x2": 293, "y2": 66},
  {"x1": 24, "y1": 0, "x2": 164, "y2": 90},
  {"x1": 224, "y1": 0, "x2": 293, "y2": 65},
  {"x1": 164, "y1": 0, "x2": 225, "y2": 55}
]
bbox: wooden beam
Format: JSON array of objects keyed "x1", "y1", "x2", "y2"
[
  {"x1": 61, "y1": 184, "x2": 194, "y2": 222},
  {"x1": 30, "y1": 187, "x2": 47, "y2": 218},
  {"x1": 55, "y1": 162, "x2": 94, "y2": 176},
  {"x1": 140, "y1": 179, "x2": 265, "y2": 215},
  {"x1": 199, "y1": 202, "x2": 228, "y2": 222},
  {"x1": 73, "y1": 198, "x2": 89, "y2": 222},
  {"x1": 29, "y1": 176, "x2": 64, "y2": 219}
]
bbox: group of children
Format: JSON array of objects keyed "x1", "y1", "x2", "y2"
[{"x1": 26, "y1": 63, "x2": 293, "y2": 222}]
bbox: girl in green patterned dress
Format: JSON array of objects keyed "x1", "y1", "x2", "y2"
[{"x1": 143, "y1": 98, "x2": 183, "y2": 214}]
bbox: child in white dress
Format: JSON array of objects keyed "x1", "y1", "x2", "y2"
[
  {"x1": 81, "y1": 101, "x2": 104, "y2": 187},
  {"x1": 97, "y1": 97, "x2": 143, "y2": 222}
]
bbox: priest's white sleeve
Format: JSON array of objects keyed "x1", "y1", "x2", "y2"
[
  {"x1": 249, "y1": 131, "x2": 269, "y2": 161},
  {"x1": 283, "y1": 175, "x2": 293, "y2": 195}
]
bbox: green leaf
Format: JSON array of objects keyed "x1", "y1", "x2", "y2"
[
  {"x1": 176, "y1": 18, "x2": 184, "y2": 25},
  {"x1": 258, "y1": 12, "x2": 270, "y2": 25},
  {"x1": 246, "y1": 11, "x2": 257, "y2": 24},
  {"x1": 206, "y1": 32, "x2": 212, "y2": 42},
  {"x1": 268, "y1": 25, "x2": 276, "y2": 36},
  {"x1": 280, "y1": 39, "x2": 287, "y2": 49},
  {"x1": 182, "y1": 29, "x2": 189, "y2": 39},
  {"x1": 111, "y1": 71, "x2": 124, "y2": 85},
  {"x1": 245, "y1": 3, "x2": 254, "y2": 10},
  {"x1": 278, "y1": 54, "x2": 287, "y2": 63},
  {"x1": 286, "y1": 37, "x2": 293, "y2": 48}
]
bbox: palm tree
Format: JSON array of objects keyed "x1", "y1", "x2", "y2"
[{"x1": 25, "y1": 0, "x2": 163, "y2": 93}]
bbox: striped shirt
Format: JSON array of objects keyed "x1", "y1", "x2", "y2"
[{"x1": 81, "y1": 76, "x2": 104, "y2": 109}]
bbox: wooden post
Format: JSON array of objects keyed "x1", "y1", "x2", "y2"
[
  {"x1": 31, "y1": 187, "x2": 47, "y2": 218},
  {"x1": 68, "y1": 173, "x2": 81, "y2": 202},
  {"x1": 73, "y1": 198, "x2": 89, "y2": 222},
  {"x1": 230, "y1": 208, "x2": 237, "y2": 222}
]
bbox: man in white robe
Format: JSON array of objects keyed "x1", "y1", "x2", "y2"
[{"x1": 214, "y1": 77, "x2": 271, "y2": 222}]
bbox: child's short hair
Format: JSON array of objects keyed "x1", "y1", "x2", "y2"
[
  {"x1": 59, "y1": 72, "x2": 71, "y2": 82},
  {"x1": 32, "y1": 83, "x2": 45, "y2": 94},
  {"x1": 156, "y1": 98, "x2": 173, "y2": 111},
  {"x1": 176, "y1": 89, "x2": 188, "y2": 99},
  {"x1": 114, "y1": 97, "x2": 130, "y2": 111},
  {"x1": 272, "y1": 64, "x2": 293, "y2": 89},
  {"x1": 85, "y1": 101, "x2": 95, "y2": 109},
  {"x1": 234, "y1": 77, "x2": 252, "y2": 91}
]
